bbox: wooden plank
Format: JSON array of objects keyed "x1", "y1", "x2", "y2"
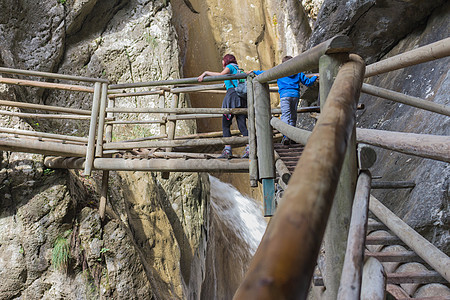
[
  {"x1": 365, "y1": 235, "x2": 405, "y2": 245},
  {"x1": 367, "y1": 219, "x2": 388, "y2": 231},
  {"x1": 365, "y1": 251, "x2": 423, "y2": 263},
  {"x1": 371, "y1": 181, "x2": 416, "y2": 189},
  {"x1": 386, "y1": 271, "x2": 447, "y2": 284}
]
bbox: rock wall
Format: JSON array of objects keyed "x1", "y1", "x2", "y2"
[
  {"x1": 300, "y1": 0, "x2": 449, "y2": 253},
  {"x1": 0, "y1": 0, "x2": 208, "y2": 299}
]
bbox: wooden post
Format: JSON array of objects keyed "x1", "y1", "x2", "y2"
[
  {"x1": 95, "y1": 83, "x2": 108, "y2": 157},
  {"x1": 166, "y1": 93, "x2": 179, "y2": 152},
  {"x1": 99, "y1": 93, "x2": 114, "y2": 221},
  {"x1": 337, "y1": 171, "x2": 371, "y2": 300},
  {"x1": 160, "y1": 92, "x2": 170, "y2": 179},
  {"x1": 320, "y1": 53, "x2": 358, "y2": 300},
  {"x1": 254, "y1": 80, "x2": 275, "y2": 216},
  {"x1": 247, "y1": 75, "x2": 258, "y2": 187},
  {"x1": 360, "y1": 257, "x2": 386, "y2": 300},
  {"x1": 84, "y1": 82, "x2": 102, "y2": 176}
]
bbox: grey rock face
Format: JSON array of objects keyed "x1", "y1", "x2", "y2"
[
  {"x1": 308, "y1": 0, "x2": 447, "y2": 63},
  {"x1": 355, "y1": 2, "x2": 450, "y2": 253}
]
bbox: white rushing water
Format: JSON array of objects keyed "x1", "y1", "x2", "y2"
[{"x1": 209, "y1": 175, "x2": 267, "y2": 255}]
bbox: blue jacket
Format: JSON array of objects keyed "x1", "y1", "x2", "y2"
[{"x1": 253, "y1": 70, "x2": 317, "y2": 98}]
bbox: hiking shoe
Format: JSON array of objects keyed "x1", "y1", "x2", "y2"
[
  {"x1": 281, "y1": 136, "x2": 291, "y2": 145},
  {"x1": 218, "y1": 149, "x2": 232, "y2": 159}
]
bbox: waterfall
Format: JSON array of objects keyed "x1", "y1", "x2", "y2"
[
  {"x1": 209, "y1": 175, "x2": 267, "y2": 255},
  {"x1": 200, "y1": 175, "x2": 267, "y2": 299}
]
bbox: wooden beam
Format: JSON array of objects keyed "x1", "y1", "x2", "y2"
[
  {"x1": 371, "y1": 181, "x2": 415, "y2": 189},
  {"x1": 247, "y1": 75, "x2": 258, "y2": 186},
  {"x1": 0, "y1": 99, "x2": 91, "y2": 115},
  {"x1": 0, "y1": 77, "x2": 94, "y2": 93},
  {"x1": 369, "y1": 195, "x2": 450, "y2": 282},
  {"x1": 0, "y1": 137, "x2": 86, "y2": 157},
  {"x1": 365, "y1": 37, "x2": 450, "y2": 77},
  {"x1": 386, "y1": 271, "x2": 447, "y2": 285},
  {"x1": 84, "y1": 82, "x2": 102, "y2": 176},
  {"x1": 255, "y1": 35, "x2": 352, "y2": 84},
  {"x1": 0, "y1": 66, "x2": 108, "y2": 83},
  {"x1": 337, "y1": 171, "x2": 371, "y2": 300},
  {"x1": 365, "y1": 251, "x2": 423, "y2": 263},
  {"x1": 0, "y1": 110, "x2": 92, "y2": 120},
  {"x1": 361, "y1": 257, "x2": 386, "y2": 300},
  {"x1": 44, "y1": 156, "x2": 249, "y2": 172},
  {"x1": 109, "y1": 73, "x2": 247, "y2": 89},
  {"x1": 365, "y1": 235, "x2": 405, "y2": 246},
  {"x1": 357, "y1": 128, "x2": 450, "y2": 163},
  {"x1": 270, "y1": 117, "x2": 311, "y2": 145},
  {"x1": 105, "y1": 136, "x2": 250, "y2": 152},
  {"x1": 0, "y1": 127, "x2": 88, "y2": 143},
  {"x1": 362, "y1": 83, "x2": 450, "y2": 116},
  {"x1": 107, "y1": 90, "x2": 164, "y2": 98}
]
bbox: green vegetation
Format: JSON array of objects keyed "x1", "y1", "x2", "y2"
[
  {"x1": 43, "y1": 168, "x2": 55, "y2": 176},
  {"x1": 57, "y1": 0, "x2": 66, "y2": 4},
  {"x1": 145, "y1": 32, "x2": 158, "y2": 48},
  {"x1": 52, "y1": 230, "x2": 72, "y2": 271}
]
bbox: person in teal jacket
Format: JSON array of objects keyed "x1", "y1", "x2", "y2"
[
  {"x1": 198, "y1": 54, "x2": 249, "y2": 159},
  {"x1": 253, "y1": 55, "x2": 318, "y2": 144}
]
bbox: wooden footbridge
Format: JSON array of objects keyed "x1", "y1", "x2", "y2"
[{"x1": 1, "y1": 35, "x2": 449, "y2": 299}]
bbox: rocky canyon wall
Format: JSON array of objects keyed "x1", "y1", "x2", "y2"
[{"x1": 0, "y1": 0, "x2": 209, "y2": 299}]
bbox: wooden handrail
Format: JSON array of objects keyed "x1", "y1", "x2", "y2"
[
  {"x1": 365, "y1": 37, "x2": 450, "y2": 77},
  {"x1": 233, "y1": 54, "x2": 365, "y2": 300},
  {"x1": 255, "y1": 35, "x2": 352, "y2": 84},
  {"x1": 0, "y1": 99, "x2": 91, "y2": 115},
  {"x1": 0, "y1": 66, "x2": 108, "y2": 83},
  {"x1": 361, "y1": 83, "x2": 450, "y2": 116},
  {"x1": 0, "y1": 77, "x2": 94, "y2": 93}
]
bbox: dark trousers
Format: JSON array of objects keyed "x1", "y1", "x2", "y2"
[{"x1": 222, "y1": 114, "x2": 248, "y2": 137}]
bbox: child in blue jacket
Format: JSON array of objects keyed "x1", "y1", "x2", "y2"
[{"x1": 253, "y1": 55, "x2": 318, "y2": 145}]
